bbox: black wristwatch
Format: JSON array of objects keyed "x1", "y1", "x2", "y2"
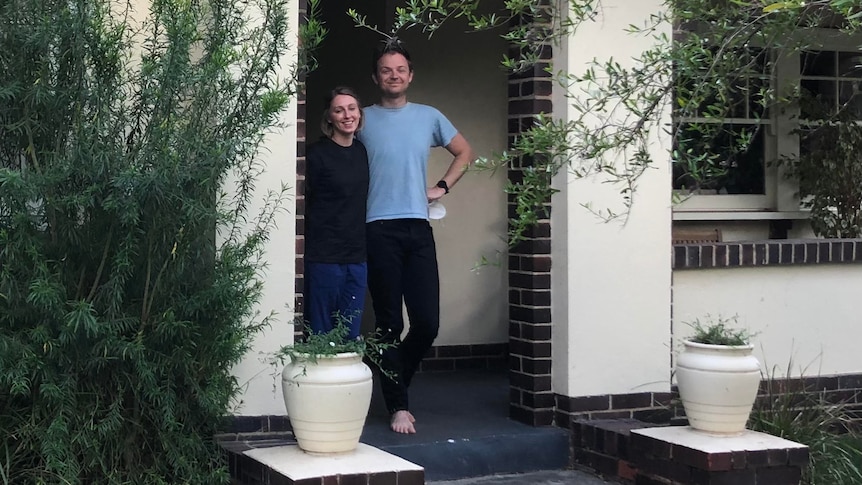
[{"x1": 436, "y1": 180, "x2": 450, "y2": 194}]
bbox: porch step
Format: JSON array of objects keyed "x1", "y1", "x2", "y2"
[
  {"x1": 220, "y1": 369, "x2": 573, "y2": 483},
  {"x1": 364, "y1": 425, "x2": 570, "y2": 481},
  {"x1": 360, "y1": 370, "x2": 571, "y2": 481}
]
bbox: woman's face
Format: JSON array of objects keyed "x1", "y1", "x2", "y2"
[{"x1": 328, "y1": 94, "x2": 361, "y2": 138}]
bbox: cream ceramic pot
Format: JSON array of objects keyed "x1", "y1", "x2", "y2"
[
  {"x1": 675, "y1": 340, "x2": 761, "y2": 435},
  {"x1": 281, "y1": 352, "x2": 373, "y2": 453}
]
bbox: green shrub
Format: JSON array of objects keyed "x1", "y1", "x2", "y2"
[
  {"x1": 782, "y1": 97, "x2": 862, "y2": 238},
  {"x1": 750, "y1": 370, "x2": 862, "y2": 485},
  {"x1": 0, "y1": 0, "x2": 318, "y2": 482},
  {"x1": 684, "y1": 315, "x2": 755, "y2": 346}
]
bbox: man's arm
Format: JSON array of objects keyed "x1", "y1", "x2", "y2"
[{"x1": 427, "y1": 133, "x2": 474, "y2": 201}]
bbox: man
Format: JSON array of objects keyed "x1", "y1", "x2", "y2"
[{"x1": 356, "y1": 39, "x2": 474, "y2": 434}]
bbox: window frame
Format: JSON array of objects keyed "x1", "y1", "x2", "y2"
[{"x1": 672, "y1": 28, "x2": 862, "y2": 220}]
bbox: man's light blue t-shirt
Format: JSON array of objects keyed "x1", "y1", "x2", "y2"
[{"x1": 357, "y1": 103, "x2": 457, "y2": 222}]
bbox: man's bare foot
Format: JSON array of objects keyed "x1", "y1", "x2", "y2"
[{"x1": 390, "y1": 410, "x2": 416, "y2": 434}]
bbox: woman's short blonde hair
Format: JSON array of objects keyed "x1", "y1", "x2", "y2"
[{"x1": 320, "y1": 86, "x2": 364, "y2": 138}]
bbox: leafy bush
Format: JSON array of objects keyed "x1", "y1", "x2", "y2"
[
  {"x1": 0, "y1": 0, "x2": 316, "y2": 482},
  {"x1": 750, "y1": 370, "x2": 862, "y2": 485},
  {"x1": 783, "y1": 97, "x2": 862, "y2": 238}
]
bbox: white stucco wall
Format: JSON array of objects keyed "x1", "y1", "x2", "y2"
[
  {"x1": 230, "y1": 121, "x2": 298, "y2": 416},
  {"x1": 552, "y1": 0, "x2": 672, "y2": 397},
  {"x1": 230, "y1": 3, "x2": 300, "y2": 417},
  {"x1": 673, "y1": 265, "x2": 862, "y2": 379}
]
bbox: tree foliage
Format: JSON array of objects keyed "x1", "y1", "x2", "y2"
[
  {"x1": 785, "y1": 99, "x2": 862, "y2": 237},
  {"x1": 354, "y1": 0, "x2": 862, "y2": 242},
  {"x1": 0, "y1": 0, "x2": 318, "y2": 482}
]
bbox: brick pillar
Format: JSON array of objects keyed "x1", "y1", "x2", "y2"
[
  {"x1": 294, "y1": 0, "x2": 308, "y2": 336},
  {"x1": 507, "y1": 39, "x2": 555, "y2": 425}
]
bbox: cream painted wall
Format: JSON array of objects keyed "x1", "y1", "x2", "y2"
[
  {"x1": 230, "y1": 116, "x2": 298, "y2": 416},
  {"x1": 552, "y1": 0, "x2": 672, "y2": 397},
  {"x1": 673, "y1": 265, "x2": 862, "y2": 378},
  {"x1": 307, "y1": 5, "x2": 510, "y2": 346},
  {"x1": 229, "y1": 4, "x2": 300, "y2": 417}
]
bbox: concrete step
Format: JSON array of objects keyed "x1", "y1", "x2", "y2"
[{"x1": 360, "y1": 370, "x2": 571, "y2": 481}]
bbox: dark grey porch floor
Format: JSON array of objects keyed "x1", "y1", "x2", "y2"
[{"x1": 359, "y1": 369, "x2": 572, "y2": 482}]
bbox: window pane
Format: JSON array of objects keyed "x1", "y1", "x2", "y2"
[
  {"x1": 838, "y1": 53, "x2": 862, "y2": 78},
  {"x1": 673, "y1": 123, "x2": 765, "y2": 194},
  {"x1": 674, "y1": 48, "x2": 769, "y2": 120},
  {"x1": 839, "y1": 81, "x2": 862, "y2": 116},
  {"x1": 801, "y1": 50, "x2": 862, "y2": 119},
  {"x1": 801, "y1": 79, "x2": 837, "y2": 118},
  {"x1": 673, "y1": 45, "x2": 770, "y2": 201},
  {"x1": 799, "y1": 126, "x2": 831, "y2": 158},
  {"x1": 801, "y1": 50, "x2": 835, "y2": 77}
]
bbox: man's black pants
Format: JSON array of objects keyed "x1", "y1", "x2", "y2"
[{"x1": 366, "y1": 218, "x2": 440, "y2": 414}]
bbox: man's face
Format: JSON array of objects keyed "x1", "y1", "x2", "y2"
[{"x1": 374, "y1": 52, "x2": 413, "y2": 97}]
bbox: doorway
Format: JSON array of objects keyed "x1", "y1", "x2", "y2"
[{"x1": 300, "y1": 1, "x2": 511, "y2": 368}]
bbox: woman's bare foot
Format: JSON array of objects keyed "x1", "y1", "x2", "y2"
[{"x1": 390, "y1": 410, "x2": 416, "y2": 434}]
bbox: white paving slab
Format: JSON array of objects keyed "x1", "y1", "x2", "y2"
[
  {"x1": 244, "y1": 443, "x2": 423, "y2": 480},
  {"x1": 632, "y1": 426, "x2": 807, "y2": 452}
]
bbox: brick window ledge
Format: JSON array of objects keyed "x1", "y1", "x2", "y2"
[{"x1": 673, "y1": 238, "x2": 862, "y2": 270}]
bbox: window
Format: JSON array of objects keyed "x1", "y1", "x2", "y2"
[
  {"x1": 800, "y1": 50, "x2": 862, "y2": 119},
  {"x1": 799, "y1": 49, "x2": 862, "y2": 152},
  {"x1": 672, "y1": 29, "x2": 862, "y2": 219}
]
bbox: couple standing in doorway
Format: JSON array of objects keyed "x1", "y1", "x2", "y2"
[{"x1": 303, "y1": 39, "x2": 475, "y2": 435}]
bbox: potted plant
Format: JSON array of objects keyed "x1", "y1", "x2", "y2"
[
  {"x1": 675, "y1": 315, "x2": 762, "y2": 435},
  {"x1": 274, "y1": 317, "x2": 391, "y2": 454}
]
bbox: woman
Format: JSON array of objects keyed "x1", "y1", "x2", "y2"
[{"x1": 303, "y1": 87, "x2": 369, "y2": 339}]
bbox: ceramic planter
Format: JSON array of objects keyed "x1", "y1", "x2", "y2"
[
  {"x1": 675, "y1": 340, "x2": 761, "y2": 435},
  {"x1": 281, "y1": 352, "x2": 373, "y2": 453}
]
